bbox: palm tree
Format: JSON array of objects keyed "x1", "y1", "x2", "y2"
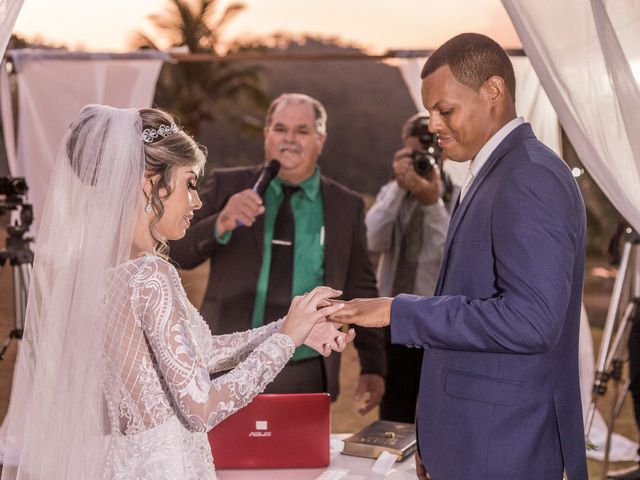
[{"x1": 134, "y1": 0, "x2": 268, "y2": 138}]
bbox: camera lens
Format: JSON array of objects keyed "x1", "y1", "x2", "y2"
[
  {"x1": 0, "y1": 177, "x2": 28, "y2": 196},
  {"x1": 411, "y1": 150, "x2": 436, "y2": 176}
]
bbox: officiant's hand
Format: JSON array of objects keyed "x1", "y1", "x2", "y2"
[
  {"x1": 215, "y1": 189, "x2": 264, "y2": 235},
  {"x1": 304, "y1": 320, "x2": 356, "y2": 357},
  {"x1": 328, "y1": 297, "x2": 393, "y2": 328},
  {"x1": 280, "y1": 287, "x2": 344, "y2": 347}
]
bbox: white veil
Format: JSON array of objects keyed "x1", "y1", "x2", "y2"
[
  {"x1": 1, "y1": 105, "x2": 145, "y2": 479},
  {"x1": 0, "y1": 0, "x2": 24, "y2": 57}
]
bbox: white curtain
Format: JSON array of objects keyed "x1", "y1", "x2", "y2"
[
  {"x1": 502, "y1": 0, "x2": 640, "y2": 233},
  {"x1": 0, "y1": 0, "x2": 24, "y2": 172},
  {"x1": 0, "y1": 49, "x2": 167, "y2": 233},
  {"x1": 394, "y1": 56, "x2": 560, "y2": 186},
  {"x1": 0, "y1": 0, "x2": 23, "y2": 58}
]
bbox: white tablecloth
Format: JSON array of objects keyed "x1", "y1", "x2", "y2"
[{"x1": 216, "y1": 434, "x2": 417, "y2": 480}]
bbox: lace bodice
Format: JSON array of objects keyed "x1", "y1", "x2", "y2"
[{"x1": 102, "y1": 255, "x2": 295, "y2": 479}]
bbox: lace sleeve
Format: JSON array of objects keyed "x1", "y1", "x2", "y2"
[
  {"x1": 135, "y1": 258, "x2": 295, "y2": 432},
  {"x1": 190, "y1": 316, "x2": 284, "y2": 373}
]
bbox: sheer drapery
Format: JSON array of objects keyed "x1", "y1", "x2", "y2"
[
  {"x1": 0, "y1": 0, "x2": 24, "y2": 175},
  {"x1": 502, "y1": 0, "x2": 640, "y2": 232},
  {"x1": 0, "y1": 50, "x2": 167, "y2": 233},
  {"x1": 0, "y1": 0, "x2": 23, "y2": 58}
]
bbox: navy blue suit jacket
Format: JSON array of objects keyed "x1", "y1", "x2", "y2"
[{"x1": 391, "y1": 124, "x2": 588, "y2": 479}]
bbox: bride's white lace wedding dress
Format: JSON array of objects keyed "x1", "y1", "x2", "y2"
[{"x1": 101, "y1": 255, "x2": 295, "y2": 479}]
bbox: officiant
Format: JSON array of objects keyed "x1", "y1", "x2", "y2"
[{"x1": 170, "y1": 92, "x2": 386, "y2": 414}]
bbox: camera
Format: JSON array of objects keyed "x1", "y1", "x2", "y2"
[
  {"x1": 0, "y1": 176, "x2": 28, "y2": 197},
  {"x1": 408, "y1": 114, "x2": 440, "y2": 176},
  {"x1": 0, "y1": 176, "x2": 32, "y2": 238},
  {"x1": 0, "y1": 179, "x2": 33, "y2": 360},
  {"x1": 410, "y1": 150, "x2": 438, "y2": 176}
]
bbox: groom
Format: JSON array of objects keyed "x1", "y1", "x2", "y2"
[{"x1": 331, "y1": 33, "x2": 588, "y2": 479}]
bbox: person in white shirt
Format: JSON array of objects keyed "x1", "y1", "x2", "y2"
[{"x1": 365, "y1": 113, "x2": 454, "y2": 422}]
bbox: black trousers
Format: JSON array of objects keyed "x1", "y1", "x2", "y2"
[
  {"x1": 379, "y1": 327, "x2": 424, "y2": 423},
  {"x1": 263, "y1": 356, "x2": 327, "y2": 395}
]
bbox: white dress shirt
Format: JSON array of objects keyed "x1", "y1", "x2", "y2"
[{"x1": 460, "y1": 116, "x2": 525, "y2": 201}]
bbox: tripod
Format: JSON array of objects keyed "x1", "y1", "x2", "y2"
[
  {"x1": 0, "y1": 200, "x2": 34, "y2": 360},
  {"x1": 585, "y1": 228, "x2": 640, "y2": 478}
]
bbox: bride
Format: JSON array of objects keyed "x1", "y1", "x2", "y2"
[{"x1": 1, "y1": 104, "x2": 353, "y2": 480}]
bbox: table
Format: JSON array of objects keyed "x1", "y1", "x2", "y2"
[{"x1": 217, "y1": 434, "x2": 417, "y2": 480}]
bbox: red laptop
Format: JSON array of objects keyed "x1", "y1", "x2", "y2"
[{"x1": 209, "y1": 393, "x2": 331, "y2": 469}]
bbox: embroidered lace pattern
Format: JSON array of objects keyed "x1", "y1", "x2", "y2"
[{"x1": 102, "y1": 255, "x2": 294, "y2": 479}]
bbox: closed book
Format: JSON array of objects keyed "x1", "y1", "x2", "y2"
[{"x1": 341, "y1": 420, "x2": 417, "y2": 462}]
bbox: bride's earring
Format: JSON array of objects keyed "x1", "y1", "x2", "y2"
[{"x1": 144, "y1": 180, "x2": 153, "y2": 215}]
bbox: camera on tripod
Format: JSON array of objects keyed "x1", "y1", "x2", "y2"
[
  {"x1": 0, "y1": 177, "x2": 28, "y2": 197},
  {"x1": 0, "y1": 176, "x2": 33, "y2": 238},
  {"x1": 0, "y1": 175, "x2": 34, "y2": 359},
  {"x1": 408, "y1": 114, "x2": 441, "y2": 176}
]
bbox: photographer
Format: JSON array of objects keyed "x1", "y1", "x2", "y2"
[{"x1": 365, "y1": 113, "x2": 455, "y2": 423}]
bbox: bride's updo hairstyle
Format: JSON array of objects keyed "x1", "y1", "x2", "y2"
[
  {"x1": 66, "y1": 108, "x2": 111, "y2": 186},
  {"x1": 139, "y1": 108, "x2": 207, "y2": 255}
]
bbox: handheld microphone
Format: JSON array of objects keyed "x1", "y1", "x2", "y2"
[
  {"x1": 252, "y1": 159, "x2": 281, "y2": 198},
  {"x1": 235, "y1": 160, "x2": 281, "y2": 228}
]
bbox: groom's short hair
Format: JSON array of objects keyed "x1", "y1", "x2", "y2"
[{"x1": 421, "y1": 33, "x2": 516, "y2": 101}]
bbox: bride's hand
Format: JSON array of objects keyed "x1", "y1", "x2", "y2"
[
  {"x1": 305, "y1": 321, "x2": 356, "y2": 357},
  {"x1": 279, "y1": 286, "x2": 344, "y2": 347}
]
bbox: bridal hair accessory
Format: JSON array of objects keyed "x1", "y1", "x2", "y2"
[{"x1": 142, "y1": 123, "x2": 179, "y2": 144}]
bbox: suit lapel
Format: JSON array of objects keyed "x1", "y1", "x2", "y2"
[
  {"x1": 321, "y1": 178, "x2": 339, "y2": 287},
  {"x1": 434, "y1": 123, "x2": 536, "y2": 294},
  {"x1": 247, "y1": 166, "x2": 265, "y2": 258},
  {"x1": 252, "y1": 212, "x2": 265, "y2": 258}
]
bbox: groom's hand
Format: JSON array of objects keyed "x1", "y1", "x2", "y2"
[{"x1": 328, "y1": 297, "x2": 393, "y2": 328}]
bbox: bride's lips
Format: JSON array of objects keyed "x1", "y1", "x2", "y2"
[{"x1": 183, "y1": 214, "x2": 193, "y2": 226}]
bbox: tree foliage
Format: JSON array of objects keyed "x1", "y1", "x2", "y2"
[{"x1": 134, "y1": 0, "x2": 268, "y2": 138}]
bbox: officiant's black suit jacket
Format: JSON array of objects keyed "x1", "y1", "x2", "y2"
[{"x1": 170, "y1": 165, "x2": 386, "y2": 398}]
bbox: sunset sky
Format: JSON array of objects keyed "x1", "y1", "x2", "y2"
[{"x1": 13, "y1": 0, "x2": 521, "y2": 53}]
